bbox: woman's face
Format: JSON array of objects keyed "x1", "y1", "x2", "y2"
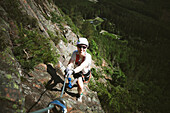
[{"x1": 77, "y1": 44, "x2": 87, "y2": 56}]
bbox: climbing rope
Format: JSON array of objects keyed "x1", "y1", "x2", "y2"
[{"x1": 60, "y1": 76, "x2": 67, "y2": 98}]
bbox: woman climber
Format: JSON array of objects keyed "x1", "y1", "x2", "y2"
[{"x1": 65, "y1": 37, "x2": 92, "y2": 102}]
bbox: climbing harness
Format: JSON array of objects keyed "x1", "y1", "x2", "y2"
[
  {"x1": 30, "y1": 72, "x2": 69, "y2": 113},
  {"x1": 68, "y1": 70, "x2": 91, "y2": 89},
  {"x1": 82, "y1": 71, "x2": 91, "y2": 83}
]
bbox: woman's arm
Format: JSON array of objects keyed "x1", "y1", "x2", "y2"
[
  {"x1": 74, "y1": 54, "x2": 91, "y2": 73},
  {"x1": 73, "y1": 60, "x2": 88, "y2": 73}
]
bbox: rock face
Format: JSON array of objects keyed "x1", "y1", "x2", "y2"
[
  {"x1": 0, "y1": 48, "x2": 24, "y2": 113},
  {"x1": 0, "y1": 0, "x2": 104, "y2": 112}
]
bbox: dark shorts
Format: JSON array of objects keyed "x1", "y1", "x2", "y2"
[{"x1": 73, "y1": 71, "x2": 91, "y2": 82}]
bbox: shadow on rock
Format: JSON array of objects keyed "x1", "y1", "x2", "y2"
[
  {"x1": 64, "y1": 84, "x2": 79, "y2": 98},
  {"x1": 46, "y1": 64, "x2": 79, "y2": 98},
  {"x1": 45, "y1": 64, "x2": 64, "y2": 91}
]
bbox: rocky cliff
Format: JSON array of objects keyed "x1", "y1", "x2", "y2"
[{"x1": 0, "y1": 0, "x2": 104, "y2": 112}]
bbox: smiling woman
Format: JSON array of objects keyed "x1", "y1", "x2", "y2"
[{"x1": 64, "y1": 37, "x2": 92, "y2": 102}]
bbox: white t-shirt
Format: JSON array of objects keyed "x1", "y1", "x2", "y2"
[{"x1": 70, "y1": 50, "x2": 91, "y2": 74}]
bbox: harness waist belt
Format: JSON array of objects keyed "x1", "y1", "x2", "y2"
[{"x1": 83, "y1": 70, "x2": 90, "y2": 77}]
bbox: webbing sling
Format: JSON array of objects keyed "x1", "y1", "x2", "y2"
[
  {"x1": 30, "y1": 97, "x2": 67, "y2": 113},
  {"x1": 49, "y1": 99, "x2": 67, "y2": 113}
]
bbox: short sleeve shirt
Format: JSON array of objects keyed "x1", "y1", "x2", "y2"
[{"x1": 71, "y1": 50, "x2": 91, "y2": 74}]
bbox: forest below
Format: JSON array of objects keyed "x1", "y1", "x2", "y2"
[{"x1": 54, "y1": 0, "x2": 170, "y2": 112}]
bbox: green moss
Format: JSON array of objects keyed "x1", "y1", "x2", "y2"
[
  {"x1": 47, "y1": 30, "x2": 60, "y2": 45},
  {"x1": 61, "y1": 35, "x2": 67, "y2": 43},
  {"x1": 47, "y1": 29, "x2": 68, "y2": 44},
  {"x1": 13, "y1": 83, "x2": 19, "y2": 89},
  {"x1": 102, "y1": 67, "x2": 113, "y2": 76},
  {"x1": 19, "y1": 99, "x2": 23, "y2": 104},
  {"x1": 13, "y1": 26, "x2": 59, "y2": 71},
  {"x1": 90, "y1": 68, "x2": 103, "y2": 80},
  {"x1": 42, "y1": 13, "x2": 50, "y2": 20},
  {"x1": 50, "y1": 11, "x2": 65, "y2": 30},
  {"x1": 12, "y1": 104, "x2": 18, "y2": 109},
  {"x1": 6, "y1": 74, "x2": 12, "y2": 79},
  {"x1": 16, "y1": 109, "x2": 21, "y2": 113}
]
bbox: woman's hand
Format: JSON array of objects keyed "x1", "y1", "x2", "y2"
[{"x1": 66, "y1": 70, "x2": 75, "y2": 77}]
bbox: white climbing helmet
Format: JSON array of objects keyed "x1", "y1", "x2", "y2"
[{"x1": 77, "y1": 38, "x2": 89, "y2": 47}]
